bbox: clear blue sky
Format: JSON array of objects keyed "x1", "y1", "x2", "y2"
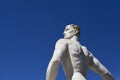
[{"x1": 0, "y1": 0, "x2": 120, "y2": 80}]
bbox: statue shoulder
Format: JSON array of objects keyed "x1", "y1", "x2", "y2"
[
  {"x1": 55, "y1": 38, "x2": 68, "y2": 48},
  {"x1": 81, "y1": 46, "x2": 93, "y2": 57},
  {"x1": 81, "y1": 46, "x2": 88, "y2": 52}
]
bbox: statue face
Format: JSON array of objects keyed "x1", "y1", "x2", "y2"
[{"x1": 63, "y1": 25, "x2": 76, "y2": 39}]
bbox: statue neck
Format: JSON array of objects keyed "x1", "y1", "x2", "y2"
[{"x1": 70, "y1": 36, "x2": 79, "y2": 41}]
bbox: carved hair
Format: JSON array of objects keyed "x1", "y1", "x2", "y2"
[{"x1": 70, "y1": 24, "x2": 80, "y2": 36}]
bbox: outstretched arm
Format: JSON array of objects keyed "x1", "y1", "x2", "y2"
[
  {"x1": 46, "y1": 39, "x2": 68, "y2": 80},
  {"x1": 89, "y1": 52, "x2": 114, "y2": 80}
]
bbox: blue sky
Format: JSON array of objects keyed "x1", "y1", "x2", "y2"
[{"x1": 0, "y1": 0, "x2": 120, "y2": 80}]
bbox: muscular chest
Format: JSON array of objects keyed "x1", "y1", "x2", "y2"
[{"x1": 68, "y1": 41, "x2": 81, "y2": 55}]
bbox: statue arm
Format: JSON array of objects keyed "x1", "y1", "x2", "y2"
[
  {"x1": 89, "y1": 52, "x2": 114, "y2": 80},
  {"x1": 46, "y1": 39, "x2": 68, "y2": 80}
]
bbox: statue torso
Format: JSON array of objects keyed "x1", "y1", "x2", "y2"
[{"x1": 61, "y1": 39, "x2": 91, "y2": 77}]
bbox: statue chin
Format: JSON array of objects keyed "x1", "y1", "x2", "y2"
[
  {"x1": 64, "y1": 36, "x2": 72, "y2": 39},
  {"x1": 64, "y1": 37, "x2": 71, "y2": 39}
]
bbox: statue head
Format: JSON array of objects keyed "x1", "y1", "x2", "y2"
[{"x1": 63, "y1": 24, "x2": 80, "y2": 39}]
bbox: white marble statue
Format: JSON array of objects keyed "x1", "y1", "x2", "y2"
[{"x1": 46, "y1": 24, "x2": 114, "y2": 80}]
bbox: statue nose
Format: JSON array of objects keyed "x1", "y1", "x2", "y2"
[{"x1": 63, "y1": 31, "x2": 66, "y2": 35}]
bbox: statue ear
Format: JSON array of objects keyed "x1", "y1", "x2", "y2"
[{"x1": 74, "y1": 30, "x2": 78, "y2": 35}]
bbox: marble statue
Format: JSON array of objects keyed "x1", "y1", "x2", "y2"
[{"x1": 46, "y1": 24, "x2": 114, "y2": 80}]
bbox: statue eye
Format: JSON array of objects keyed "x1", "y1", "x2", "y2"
[{"x1": 66, "y1": 29, "x2": 69, "y2": 31}]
